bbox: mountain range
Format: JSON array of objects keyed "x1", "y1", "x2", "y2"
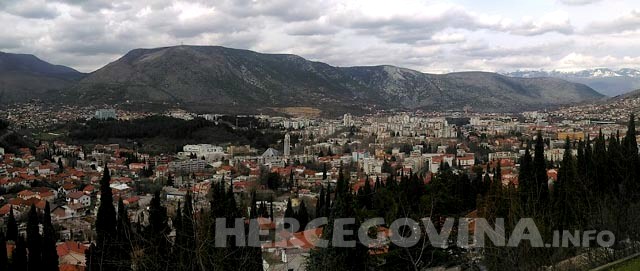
[
  {"x1": 505, "y1": 68, "x2": 640, "y2": 97},
  {"x1": 0, "y1": 46, "x2": 605, "y2": 115}
]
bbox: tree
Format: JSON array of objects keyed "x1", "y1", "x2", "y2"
[
  {"x1": 518, "y1": 142, "x2": 534, "y2": 213},
  {"x1": 284, "y1": 198, "x2": 295, "y2": 222},
  {"x1": 12, "y1": 236, "x2": 28, "y2": 271},
  {"x1": 115, "y1": 199, "x2": 132, "y2": 271},
  {"x1": 533, "y1": 130, "x2": 548, "y2": 208},
  {"x1": 322, "y1": 163, "x2": 327, "y2": 180},
  {"x1": 6, "y1": 207, "x2": 17, "y2": 242},
  {"x1": 166, "y1": 174, "x2": 174, "y2": 187},
  {"x1": 553, "y1": 137, "x2": 581, "y2": 231},
  {"x1": 382, "y1": 160, "x2": 393, "y2": 174},
  {"x1": 307, "y1": 169, "x2": 370, "y2": 270},
  {"x1": 297, "y1": 200, "x2": 310, "y2": 230},
  {"x1": 316, "y1": 187, "x2": 325, "y2": 218},
  {"x1": 0, "y1": 232, "x2": 7, "y2": 271},
  {"x1": 42, "y1": 202, "x2": 59, "y2": 271},
  {"x1": 174, "y1": 191, "x2": 198, "y2": 271},
  {"x1": 623, "y1": 113, "x2": 639, "y2": 199},
  {"x1": 90, "y1": 165, "x2": 118, "y2": 271},
  {"x1": 27, "y1": 204, "x2": 42, "y2": 271},
  {"x1": 57, "y1": 158, "x2": 64, "y2": 174},
  {"x1": 140, "y1": 191, "x2": 171, "y2": 270}
]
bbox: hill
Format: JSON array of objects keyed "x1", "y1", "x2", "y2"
[
  {"x1": 61, "y1": 45, "x2": 603, "y2": 114},
  {"x1": 0, "y1": 52, "x2": 84, "y2": 103}
]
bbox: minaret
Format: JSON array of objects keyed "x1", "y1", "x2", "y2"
[{"x1": 284, "y1": 133, "x2": 291, "y2": 157}]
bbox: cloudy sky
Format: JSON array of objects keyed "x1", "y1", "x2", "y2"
[{"x1": 1, "y1": 0, "x2": 640, "y2": 73}]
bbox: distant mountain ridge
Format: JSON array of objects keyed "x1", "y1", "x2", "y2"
[
  {"x1": 505, "y1": 68, "x2": 640, "y2": 96},
  {"x1": 0, "y1": 52, "x2": 84, "y2": 103},
  {"x1": 60, "y1": 45, "x2": 602, "y2": 115}
]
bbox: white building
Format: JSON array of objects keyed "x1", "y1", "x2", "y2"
[
  {"x1": 179, "y1": 144, "x2": 225, "y2": 161},
  {"x1": 169, "y1": 159, "x2": 207, "y2": 173},
  {"x1": 284, "y1": 133, "x2": 291, "y2": 157},
  {"x1": 94, "y1": 109, "x2": 116, "y2": 120}
]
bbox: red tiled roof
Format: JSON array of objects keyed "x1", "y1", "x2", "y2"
[{"x1": 57, "y1": 241, "x2": 88, "y2": 257}]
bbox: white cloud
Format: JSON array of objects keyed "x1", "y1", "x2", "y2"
[{"x1": 584, "y1": 9, "x2": 640, "y2": 34}]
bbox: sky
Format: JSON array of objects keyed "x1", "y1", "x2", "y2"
[{"x1": 1, "y1": 0, "x2": 640, "y2": 73}]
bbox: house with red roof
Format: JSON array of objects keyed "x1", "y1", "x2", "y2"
[
  {"x1": 57, "y1": 241, "x2": 88, "y2": 267},
  {"x1": 66, "y1": 191, "x2": 91, "y2": 207}
]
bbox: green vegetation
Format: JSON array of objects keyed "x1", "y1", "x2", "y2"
[{"x1": 65, "y1": 115, "x2": 283, "y2": 153}]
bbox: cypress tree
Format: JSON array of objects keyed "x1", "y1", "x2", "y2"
[
  {"x1": 324, "y1": 178, "x2": 331, "y2": 217},
  {"x1": 623, "y1": 113, "x2": 639, "y2": 199},
  {"x1": 91, "y1": 165, "x2": 118, "y2": 271},
  {"x1": 115, "y1": 199, "x2": 132, "y2": 271},
  {"x1": 166, "y1": 174, "x2": 174, "y2": 187},
  {"x1": 297, "y1": 200, "x2": 310, "y2": 230},
  {"x1": 42, "y1": 202, "x2": 59, "y2": 271},
  {"x1": 6, "y1": 207, "x2": 17, "y2": 242},
  {"x1": 316, "y1": 187, "x2": 325, "y2": 218},
  {"x1": 307, "y1": 168, "x2": 369, "y2": 271},
  {"x1": 57, "y1": 158, "x2": 64, "y2": 174},
  {"x1": 519, "y1": 142, "x2": 534, "y2": 213},
  {"x1": 0, "y1": 232, "x2": 7, "y2": 271},
  {"x1": 175, "y1": 191, "x2": 198, "y2": 271},
  {"x1": 284, "y1": 198, "x2": 295, "y2": 231},
  {"x1": 12, "y1": 236, "x2": 28, "y2": 271},
  {"x1": 533, "y1": 130, "x2": 548, "y2": 206},
  {"x1": 27, "y1": 204, "x2": 42, "y2": 271},
  {"x1": 554, "y1": 137, "x2": 579, "y2": 231},
  {"x1": 141, "y1": 191, "x2": 170, "y2": 270},
  {"x1": 322, "y1": 163, "x2": 327, "y2": 180},
  {"x1": 363, "y1": 177, "x2": 372, "y2": 201}
]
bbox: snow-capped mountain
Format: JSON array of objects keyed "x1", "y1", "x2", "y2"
[{"x1": 505, "y1": 68, "x2": 640, "y2": 96}]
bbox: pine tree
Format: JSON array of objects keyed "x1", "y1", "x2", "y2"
[
  {"x1": 27, "y1": 204, "x2": 42, "y2": 271},
  {"x1": 42, "y1": 202, "x2": 59, "y2": 271},
  {"x1": 6, "y1": 207, "x2": 18, "y2": 242},
  {"x1": 284, "y1": 198, "x2": 295, "y2": 221}
]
